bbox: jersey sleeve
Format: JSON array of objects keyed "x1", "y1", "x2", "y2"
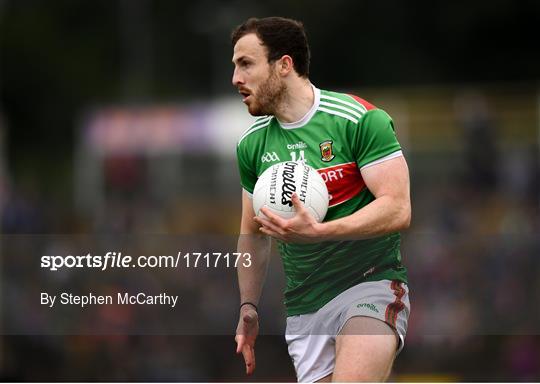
[
  {"x1": 236, "y1": 140, "x2": 258, "y2": 194},
  {"x1": 353, "y1": 109, "x2": 402, "y2": 169}
]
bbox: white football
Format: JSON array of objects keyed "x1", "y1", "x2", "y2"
[{"x1": 253, "y1": 161, "x2": 329, "y2": 222}]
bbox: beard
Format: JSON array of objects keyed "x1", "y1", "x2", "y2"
[{"x1": 248, "y1": 68, "x2": 287, "y2": 116}]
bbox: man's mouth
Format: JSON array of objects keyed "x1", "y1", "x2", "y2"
[{"x1": 238, "y1": 89, "x2": 251, "y2": 102}]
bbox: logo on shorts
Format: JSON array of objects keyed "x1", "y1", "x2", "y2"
[
  {"x1": 319, "y1": 140, "x2": 335, "y2": 162},
  {"x1": 357, "y1": 303, "x2": 379, "y2": 313}
]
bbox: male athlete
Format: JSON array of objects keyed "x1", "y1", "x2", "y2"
[{"x1": 232, "y1": 17, "x2": 411, "y2": 382}]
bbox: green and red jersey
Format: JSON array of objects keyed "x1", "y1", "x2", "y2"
[{"x1": 237, "y1": 86, "x2": 408, "y2": 316}]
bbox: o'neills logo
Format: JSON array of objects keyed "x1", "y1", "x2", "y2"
[
  {"x1": 298, "y1": 166, "x2": 309, "y2": 204},
  {"x1": 357, "y1": 303, "x2": 379, "y2": 313},
  {"x1": 281, "y1": 162, "x2": 297, "y2": 206},
  {"x1": 287, "y1": 141, "x2": 307, "y2": 150}
]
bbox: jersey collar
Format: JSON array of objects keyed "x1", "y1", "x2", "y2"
[{"x1": 277, "y1": 84, "x2": 320, "y2": 130}]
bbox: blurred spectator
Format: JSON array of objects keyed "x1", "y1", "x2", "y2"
[{"x1": 455, "y1": 92, "x2": 500, "y2": 192}]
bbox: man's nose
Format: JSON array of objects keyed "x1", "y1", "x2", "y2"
[{"x1": 232, "y1": 68, "x2": 244, "y2": 86}]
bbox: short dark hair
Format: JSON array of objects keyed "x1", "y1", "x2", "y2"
[{"x1": 231, "y1": 17, "x2": 311, "y2": 78}]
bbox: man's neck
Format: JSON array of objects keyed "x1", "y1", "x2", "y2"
[{"x1": 274, "y1": 79, "x2": 314, "y2": 123}]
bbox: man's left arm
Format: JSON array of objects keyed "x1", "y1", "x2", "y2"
[
  {"x1": 255, "y1": 155, "x2": 411, "y2": 242},
  {"x1": 322, "y1": 155, "x2": 410, "y2": 240}
]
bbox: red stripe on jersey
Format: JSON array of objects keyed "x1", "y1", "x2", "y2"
[
  {"x1": 317, "y1": 162, "x2": 365, "y2": 207},
  {"x1": 348, "y1": 94, "x2": 376, "y2": 111}
]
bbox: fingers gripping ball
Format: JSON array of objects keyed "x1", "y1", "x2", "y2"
[{"x1": 253, "y1": 161, "x2": 329, "y2": 222}]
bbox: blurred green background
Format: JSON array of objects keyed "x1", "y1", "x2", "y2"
[{"x1": 1, "y1": 0, "x2": 539, "y2": 381}]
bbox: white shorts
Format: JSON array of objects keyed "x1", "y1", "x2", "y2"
[{"x1": 285, "y1": 280, "x2": 410, "y2": 383}]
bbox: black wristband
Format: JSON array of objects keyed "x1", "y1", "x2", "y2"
[{"x1": 239, "y1": 302, "x2": 258, "y2": 313}]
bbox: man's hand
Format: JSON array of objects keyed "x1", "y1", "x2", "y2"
[
  {"x1": 235, "y1": 306, "x2": 259, "y2": 375},
  {"x1": 254, "y1": 193, "x2": 325, "y2": 243}
]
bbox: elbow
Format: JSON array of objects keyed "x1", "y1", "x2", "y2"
[
  {"x1": 396, "y1": 203, "x2": 411, "y2": 231},
  {"x1": 401, "y1": 210, "x2": 411, "y2": 230}
]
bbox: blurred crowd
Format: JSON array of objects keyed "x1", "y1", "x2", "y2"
[
  {"x1": 1, "y1": 0, "x2": 539, "y2": 380},
  {"x1": 1, "y1": 85, "x2": 540, "y2": 381}
]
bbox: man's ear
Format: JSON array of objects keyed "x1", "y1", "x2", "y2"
[{"x1": 277, "y1": 55, "x2": 294, "y2": 76}]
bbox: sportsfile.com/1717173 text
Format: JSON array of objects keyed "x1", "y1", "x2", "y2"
[{"x1": 40, "y1": 252, "x2": 252, "y2": 271}]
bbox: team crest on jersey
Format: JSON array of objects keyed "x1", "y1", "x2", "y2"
[{"x1": 319, "y1": 140, "x2": 335, "y2": 162}]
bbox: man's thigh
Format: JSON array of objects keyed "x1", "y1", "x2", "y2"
[{"x1": 333, "y1": 316, "x2": 398, "y2": 382}]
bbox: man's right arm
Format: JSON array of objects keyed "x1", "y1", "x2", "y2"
[
  {"x1": 238, "y1": 189, "x2": 271, "y2": 305},
  {"x1": 235, "y1": 189, "x2": 271, "y2": 375}
]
